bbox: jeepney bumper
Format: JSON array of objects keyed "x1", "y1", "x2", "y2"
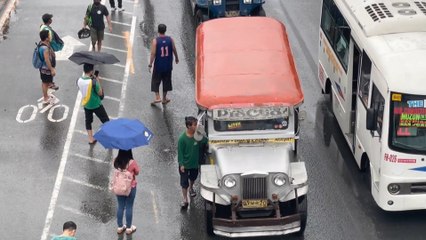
[{"x1": 213, "y1": 213, "x2": 301, "y2": 238}]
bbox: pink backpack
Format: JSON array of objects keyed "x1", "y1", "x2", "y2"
[{"x1": 111, "y1": 160, "x2": 134, "y2": 196}]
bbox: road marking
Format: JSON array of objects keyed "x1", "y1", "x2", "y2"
[
  {"x1": 16, "y1": 105, "x2": 37, "y2": 123},
  {"x1": 113, "y1": 63, "x2": 126, "y2": 68},
  {"x1": 111, "y1": 20, "x2": 132, "y2": 27},
  {"x1": 74, "y1": 129, "x2": 87, "y2": 136},
  {"x1": 47, "y1": 105, "x2": 69, "y2": 123},
  {"x1": 59, "y1": 205, "x2": 98, "y2": 219},
  {"x1": 151, "y1": 190, "x2": 159, "y2": 224},
  {"x1": 55, "y1": 36, "x2": 85, "y2": 61},
  {"x1": 40, "y1": 91, "x2": 82, "y2": 240},
  {"x1": 100, "y1": 76, "x2": 123, "y2": 84},
  {"x1": 104, "y1": 95, "x2": 121, "y2": 102},
  {"x1": 102, "y1": 45, "x2": 128, "y2": 53},
  {"x1": 73, "y1": 153, "x2": 110, "y2": 164},
  {"x1": 119, "y1": 16, "x2": 137, "y2": 115},
  {"x1": 105, "y1": 32, "x2": 126, "y2": 39},
  {"x1": 64, "y1": 176, "x2": 108, "y2": 191}
]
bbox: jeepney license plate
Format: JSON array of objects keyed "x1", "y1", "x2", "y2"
[
  {"x1": 242, "y1": 199, "x2": 268, "y2": 208},
  {"x1": 225, "y1": 11, "x2": 240, "y2": 17}
]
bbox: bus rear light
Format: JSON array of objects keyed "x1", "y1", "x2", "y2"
[{"x1": 388, "y1": 183, "x2": 401, "y2": 195}]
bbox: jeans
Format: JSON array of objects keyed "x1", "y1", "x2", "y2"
[{"x1": 116, "y1": 187, "x2": 136, "y2": 227}]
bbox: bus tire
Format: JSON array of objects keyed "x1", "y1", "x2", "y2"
[{"x1": 205, "y1": 201, "x2": 214, "y2": 236}]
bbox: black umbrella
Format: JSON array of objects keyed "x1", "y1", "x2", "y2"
[{"x1": 68, "y1": 51, "x2": 120, "y2": 65}]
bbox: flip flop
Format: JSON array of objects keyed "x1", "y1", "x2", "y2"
[
  {"x1": 162, "y1": 99, "x2": 171, "y2": 104},
  {"x1": 150, "y1": 99, "x2": 162, "y2": 105},
  {"x1": 88, "y1": 140, "x2": 97, "y2": 145}
]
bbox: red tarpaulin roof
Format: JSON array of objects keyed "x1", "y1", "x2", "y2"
[{"x1": 195, "y1": 17, "x2": 304, "y2": 109}]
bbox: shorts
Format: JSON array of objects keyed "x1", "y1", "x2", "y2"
[
  {"x1": 151, "y1": 71, "x2": 172, "y2": 92},
  {"x1": 90, "y1": 27, "x2": 104, "y2": 43},
  {"x1": 179, "y1": 167, "x2": 199, "y2": 189},
  {"x1": 40, "y1": 71, "x2": 53, "y2": 83}
]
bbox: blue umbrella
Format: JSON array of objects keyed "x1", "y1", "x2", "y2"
[{"x1": 94, "y1": 118, "x2": 153, "y2": 150}]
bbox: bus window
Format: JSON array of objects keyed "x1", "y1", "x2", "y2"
[
  {"x1": 371, "y1": 85, "x2": 385, "y2": 136},
  {"x1": 320, "y1": 0, "x2": 350, "y2": 71},
  {"x1": 389, "y1": 92, "x2": 426, "y2": 154},
  {"x1": 359, "y1": 52, "x2": 372, "y2": 107}
]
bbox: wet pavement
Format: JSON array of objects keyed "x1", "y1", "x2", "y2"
[{"x1": 1, "y1": 0, "x2": 426, "y2": 240}]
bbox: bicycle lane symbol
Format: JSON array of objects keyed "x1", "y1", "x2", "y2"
[{"x1": 16, "y1": 92, "x2": 69, "y2": 123}]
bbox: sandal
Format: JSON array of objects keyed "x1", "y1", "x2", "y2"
[
  {"x1": 88, "y1": 140, "x2": 97, "y2": 145},
  {"x1": 117, "y1": 225, "x2": 126, "y2": 234},
  {"x1": 162, "y1": 99, "x2": 171, "y2": 104},
  {"x1": 150, "y1": 99, "x2": 162, "y2": 105}
]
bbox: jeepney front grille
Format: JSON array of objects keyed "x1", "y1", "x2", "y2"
[
  {"x1": 226, "y1": 0, "x2": 240, "y2": 12},
  {"x1": 242, "y1": 177, "x2": 267, "y2": 199}
]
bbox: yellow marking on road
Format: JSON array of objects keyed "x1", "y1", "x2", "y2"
[{"x1": 124, "y1": 31, "x2": 135, "y2": 74}]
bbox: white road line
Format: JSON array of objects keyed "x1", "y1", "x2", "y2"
[
  {"x1": 73, "y1": 153, "x2": 110, "y2": 164},
  {"x1": 64, "y1": 176, "x2": 108, "y2": 191},
  {"x1": 111, "y1": 20, "x2": 132, "y2": 27},
  {"x1": 102, "y1": 46, "x2": 128, "y2": 53},
  {"x1": 100, "y1": 77, "x2": 123, "y2": 84},
  {"x1": 113, "y1": 63, "x2": 126, "y2": 68},
  {"x1": 59, "y1": 205, "x2": 97, "y2": 219},
  {"x1": 104, "y1": 96, "x2": 121, "y2": 102},
  {"x1": 105, "y1": 32, "x2": 125, "y2": 39},
  {"x1": 122, "y1": 11, "x2": 133, "y2": 16},
  {"x1": 119, "y1": 16, "x2": 137, "y2": 116},
  {"x1": 40, "y1": 91, "x2": 83, "y2": 240},
  {"x1": 74, "y1": 129, "x2": 87, "y2": 136},
  {"x1": 151, "y1": 190, "x2": 159, "y2": 224}
]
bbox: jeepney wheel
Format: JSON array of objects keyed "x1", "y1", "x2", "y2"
[
  {"x1": 297, "y1": 196, "x2": 308, "y2": 235},
  {"x1": 252, "y1": 6, "x2": 266, "y2": 16},
  {"x1": 205, "y1": 201, "x2": 214, "y2": 236}
]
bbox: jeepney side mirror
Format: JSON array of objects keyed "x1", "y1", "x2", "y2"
[{"x1": 366, "y1": 108, "x2": 377, "y2": 131}]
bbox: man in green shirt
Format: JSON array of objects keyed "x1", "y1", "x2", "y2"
[
  {"x1": 178, "y1": 116, "x2": 208, "y2": 209},
  {"x1": 77, "y1": 63, "x2": 110, "y2": 144},
  {"x1": 51, "y1": 221, "x2": 77, "y2": 240}
]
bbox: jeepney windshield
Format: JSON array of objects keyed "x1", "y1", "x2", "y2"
[
  {"x1": 389, "y1": 92, "x2": 426, "y2": 153},
  {"x1": 212, "y1": 106, "x2": 290, "y2": 132}
]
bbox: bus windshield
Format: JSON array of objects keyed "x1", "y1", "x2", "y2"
[
  {"x1": 214, "y1": 117, "x2": 289, "y2": 132},
  {"x1": 389, "y1": 92, "x2": 426, "y2": 153}
]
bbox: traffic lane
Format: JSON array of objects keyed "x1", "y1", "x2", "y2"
[
  {"x1": 0, "y1": 0, "x2": 92, "y2": 238},
  {"x1": 267, "y1": 1, "x2": 426, "y2": 240}
]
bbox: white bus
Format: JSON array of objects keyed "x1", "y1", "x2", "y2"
[{"x1": 318, "y1": 0, "x2": 426, "y2": 211}]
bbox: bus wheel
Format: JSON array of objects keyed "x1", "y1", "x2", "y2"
[{"x1": 205, "y1": 201, "x2": 214, "y2": 236}]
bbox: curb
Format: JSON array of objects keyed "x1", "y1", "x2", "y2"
[{"x1": 0, "y1": 0, "x2": 17, "y2": 36}]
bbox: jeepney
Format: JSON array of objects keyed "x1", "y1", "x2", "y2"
[{"x1": 195, "y1": 17, "x2": 308, "y2": 237}]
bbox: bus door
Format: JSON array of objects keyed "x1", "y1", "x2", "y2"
[{"x1": 349, "y1": 40, "x2": 361, "y2": 151}]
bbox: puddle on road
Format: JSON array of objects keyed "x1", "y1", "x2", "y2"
[
  {"x1": 139, "y1": 0, "x2": 155, "y2": 49},
  {"x1": 1, "y1": 1, "x2": 19, "y2": 42}
]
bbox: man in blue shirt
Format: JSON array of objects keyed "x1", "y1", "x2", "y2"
[{"x1": 148, "y1": 24, "x2": 179, "y2": 105}]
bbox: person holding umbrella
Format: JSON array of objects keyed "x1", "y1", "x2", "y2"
[{"x1": 77, "y1": 63, "x2": 110, "y2": 144}]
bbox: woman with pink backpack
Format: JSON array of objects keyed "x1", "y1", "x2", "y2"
[{"x1": 112, "y1": 149, "x2": 139, "y2": 235}]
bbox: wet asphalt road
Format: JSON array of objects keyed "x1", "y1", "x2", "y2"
[{"x1": 1, "y1": 0, "x2": 426, "y2": 239}]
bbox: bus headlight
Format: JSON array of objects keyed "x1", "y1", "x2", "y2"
[
  {"x1": 273, "y1": 174, "x2": 286, "y2": 186},
  {"x1": 213, "y1": 0, "x2": 222, "y2": 5},
  {"x1": 388, "y1": 183, "x2": 400, "y2": 195},
  {"x1": 244, "y1": 0, "x2": 252, "y2": 4},
  {"x1": 223, "y1": 176, "x2": 236, "y2": 188}
]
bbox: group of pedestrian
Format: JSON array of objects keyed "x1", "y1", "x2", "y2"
[{"x1": 42, "y1": 0, "x2": 196, "y2": 238}]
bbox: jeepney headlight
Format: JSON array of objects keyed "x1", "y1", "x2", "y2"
[
  {"x1": 388, "y1": 183, "x2": 400, "y2": 195},
  {"x1": 273, "y1": 174, "x2": 286, "y2": 186},
  {"x1": 213, "y1": 0, "x2": 222, "y2": 5},
  {"x1": 223, "y1": 176, "x2": 236, "y2": 188},
  {"x1": 244, "y1": 0, "x2": 252, "y2": 4}
]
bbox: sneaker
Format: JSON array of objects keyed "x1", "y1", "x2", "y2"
[
  {"x1": 125, "y1": 225, "x2": 136, "y2": 235},
  {"x1": 118, "y1": 8, "x2": 125, "y2": 12},
  {"x1": 189, "y1": 188, "x2": 196, "y2": 197},
  {"x1": 180, "y1": 201, "x2": 189, "y2": 210},
  {"x1": 117, "y1": 225, "x2": 126, "y2": 234}
]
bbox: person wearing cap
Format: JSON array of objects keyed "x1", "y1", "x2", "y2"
[
  {"x1": 84, "y1": 0, "x2": 112, "y2": 52},
  {"x1": 40, "y1": 13, "x2": 59, "y2": 90}
]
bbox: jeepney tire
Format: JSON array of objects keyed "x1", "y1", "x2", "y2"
[
  {"x1": 205, "y1": 201, "x2": 215, "y2": 236},
  {"x1": 297, "y1": 196, "x2": 308, "y2": 235},
  {"x1": 252, "y1": 6, "x2": 266, "y2": 16}
]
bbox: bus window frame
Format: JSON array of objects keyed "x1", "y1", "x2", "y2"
[
  {"x1": 320, "y1": 0, "x2": 351, "y2": 72},
  {"x1": 358, "y1": 52, "x2": 372, "y2": 109},
  {"x1": 371, "y1": 84, "x2": 385, "y2": 137}
]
